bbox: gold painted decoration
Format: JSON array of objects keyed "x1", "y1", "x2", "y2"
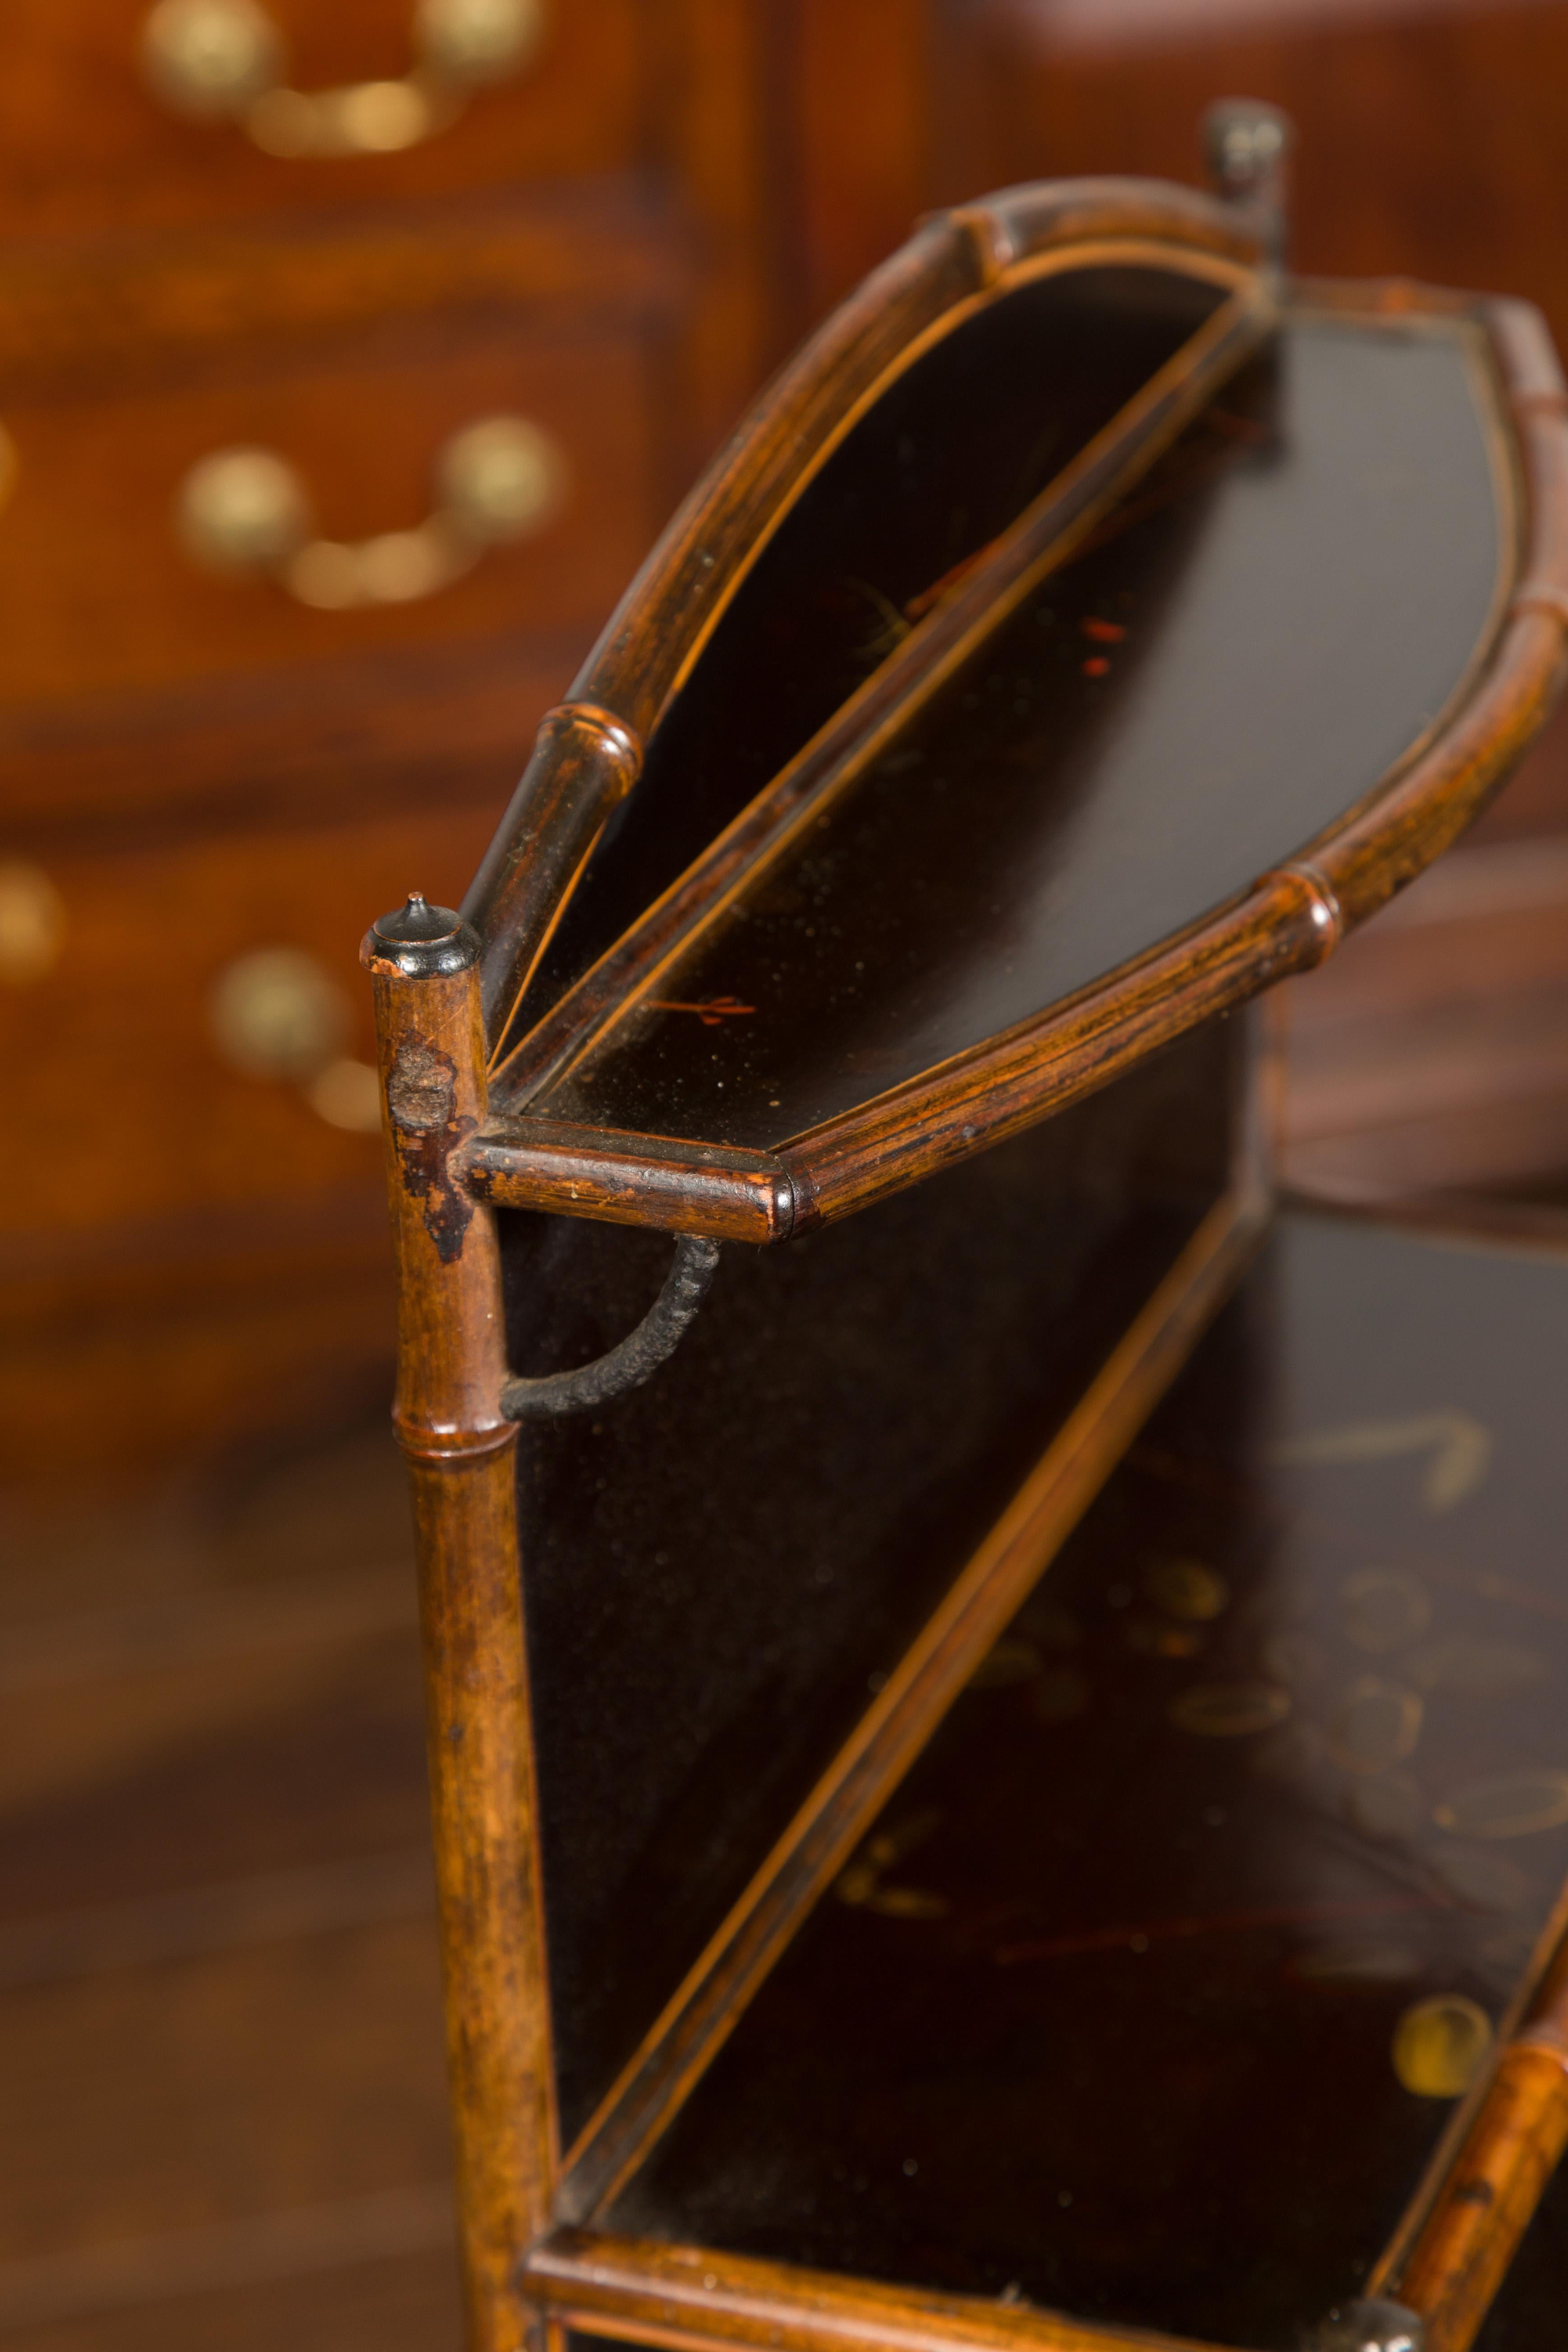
[
  {"x1": 1435, "y1": 1769, "x2": 1568, "y2": 1840},
  {"x1": 1143, "y1": 1557, "x2": 1229, "y2": 1621},
  {"x1": 836, "y1": 1814, "x2": 948, "y2": 1919},
  {"x1": 1270, "y1": 1411, "x2": 1491, "y2": 1513},
  {"x1": 1168, "y1": 1683, "x2": 1291, "y2": 1737},
  {"x1": 1331, "y1": 1678, "x2": 1423, "y2": 1774},
  {"x1": 1391, "y1": 1994, "x2": 1493, "y2": 2097},
  {"x1": 1340, "y1": 1568, "x2": 1431, "y2": 1655}
]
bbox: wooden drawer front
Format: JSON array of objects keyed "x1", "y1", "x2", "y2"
[
  {"x1": 5, "y1": 803, "x2": 503, "y2": 1247},
  {"x1": 0, "y1": 0, "x2": 646, "y2": 239},
  {"x1": 0, "y1": 322, "x2": 658, "y2": 704}
]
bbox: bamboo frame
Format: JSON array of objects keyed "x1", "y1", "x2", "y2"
[
  {"x1": 453, "y1": 283, "x2": 1568, "y2": 1250},
  {"x1": 362, "y1": 901, "x2": 557, "y2": 2352},
  {"x1": 464, "y1": 180, "x2": 1273, "y2": 1050},
  {"x1": 520, "y1": 2227, "x2": 1236, "y2": 2352},
  {"x1": 363, "y1": 170, "x2": 1568, "y2": 2352}
]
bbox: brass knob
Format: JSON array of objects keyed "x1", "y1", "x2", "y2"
[
  {"x1": 176, "y1": 416, "x2": 567, "y2": 608},
  {"x1": 142, "y1": 0, "x2": 547, "y2": 157},
  {"x1": 416, "y1": 0, "x2": 543, "y2": 81},
  {"x1": 175, "y1": 446, "x2": 313, "y2": 573},
  {"x1": 0, "y1": 862, "x2": 65, "y2": 986},
  {"x1": 141, "y1": 0, "x2": 281, "y2": 115},
  {"x1": 210, "y1": 946, "x2": 349, "y2": 1080},
  {"x1": 209, "y1": 945, "x2": 383, "y2": 1131},
  {"x1": 436, "y1": 416, "x2": 566, "y2": 543}
]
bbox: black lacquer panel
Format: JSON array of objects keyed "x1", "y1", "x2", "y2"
[
  {"x1": 614, "y1": 1213, "x2": 1568, "y2": 2350},
  {"x1": 543, "y1": 312, "x2": 1506, "y2": 1152},
  {"x1": 530, "y1": 263, "x2": 1232, "y2": 1015},
  {"x1": 507, "y1": 1020, "x2": 1238, "y2": 2144}
]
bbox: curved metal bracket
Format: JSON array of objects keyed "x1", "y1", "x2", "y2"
[{"x1": 500, "y1": 1234, "x2": 721, "y2": 1421}]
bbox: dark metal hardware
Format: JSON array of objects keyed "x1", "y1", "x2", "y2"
[{"x1": 500, "y1": 1234, "x2": 721, "y2": 1420}]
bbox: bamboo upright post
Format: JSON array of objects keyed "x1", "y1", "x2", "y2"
[
  {"x1": 363, "y1": 894, "x2": 556, "y2": 2352},
  {"x1": 1392, "y1": 1937, "x2": 1568, "y2": 2352}
]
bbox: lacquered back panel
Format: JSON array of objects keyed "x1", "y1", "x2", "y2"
[
  {"x1": 614, "y1": 1213, "x2": 1568, "y2": 2348},
  {"x1": 540, "y1": 309, "x2": 1508, "y2": 1152},
  {"x1": 505, "y1": 1019, "x2": 1239, "y2": 2142},
  {"x1": 527, "y1": 262, "x2": 1232, "y2": 1019}
]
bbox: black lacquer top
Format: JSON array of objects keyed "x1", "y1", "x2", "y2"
[
  {"x1": 528, "y1": 260, "x2": 1234, "y2": 1022},
  {"x1": 535, "y1": 309, "x2": 1508, "y2": 1150}
]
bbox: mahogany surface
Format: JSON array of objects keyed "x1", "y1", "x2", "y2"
[
  {"x1": 505, "y1": 1020, "x2": 1238, "y2": 2145},
  {"x1": 0, "y1": 2, "x2": 935, "y2": 1490},
  {"x1": 607, "y1": 1209, "x2": 1568, "y2": 2349},
  {"x1": 532, "y1": 304, "x2": 1510, "y2": 1154}
]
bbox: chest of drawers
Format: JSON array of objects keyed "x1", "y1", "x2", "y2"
[{"x1": 0, "y1": 0, "x2": 935, "y2": 1491}]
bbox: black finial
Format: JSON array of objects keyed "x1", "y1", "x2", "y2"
[
  {"x1": 362, "y1": 893, "x2": 479, "y2": 978},
  {"x1": 1202, "y1": 98, "x2": 1293, "y2": 267}
]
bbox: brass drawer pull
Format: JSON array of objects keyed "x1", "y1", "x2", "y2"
[
  {"x1": 0, "y1": 862, "x2": 65, "y2": 986},
  {"x1": 210, "y1": 946, "x2": 382, "y2": 1131},
  {"x1": 175, "y1": 415, "x2": 568, "y2": 609},
  {"x1": 141, "y1": 0, "x2": 547, "y2": 157}
]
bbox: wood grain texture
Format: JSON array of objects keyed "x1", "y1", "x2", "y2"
[
  {"x1": 969, "y1": 0, "x2": 1568, "y2": 392},
  {"x1": 363, "y1": 911, "x2": 552, "y2": 2352},
  {"x1": 520, "y1": 2227, "x2": 1237, "y2": 2352},
  {"x1": 463, "y1": 1119, "x2": 795, "y2": 1243},
  {"x1": 790, "y1": 0, "x2": 936, "y2": 322},
  {"x1": 0, "y1": 186, "x2": 692, "y2": 401},
  {"x1": 6, "y1": 1, "x2": 914, "y2": 1478},
  {"x1": 555, "y1": 1182, "x2": 1263, "y2": 2226}
]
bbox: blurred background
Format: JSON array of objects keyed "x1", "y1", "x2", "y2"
[{"x1": 5, "y1": 2, "x2": 1568, "y2": 2345}]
